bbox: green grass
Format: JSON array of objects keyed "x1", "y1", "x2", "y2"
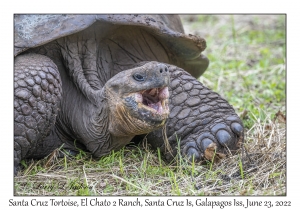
[
  {"x1": 14, "y1": 15, "x2": 286, "y2": 196},
  {"x1": 187, "y1": 15, "x2": 286, "y2": 129}
]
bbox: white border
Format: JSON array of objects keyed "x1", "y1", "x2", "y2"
[{"x1": 2, "y1": 0, "x2": 297, "y2": 209}]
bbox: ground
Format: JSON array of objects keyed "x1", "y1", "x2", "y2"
[{"x1": 14, "y1": 15, "x2": 286, "y2": 196}]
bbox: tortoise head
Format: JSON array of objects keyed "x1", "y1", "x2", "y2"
[{"x1": 105, "y1": 61, "x2": 170, "y2": 137}]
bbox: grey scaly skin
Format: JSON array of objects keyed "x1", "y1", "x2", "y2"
[
  {"x1": 14, "y1": 15, "x2": 244, "y2": 175},
  {"x1": 145, "y1": 65, "x2": 243, "y2": 162},
  {"x1": 14, "y1": 54, "x2": 62, "y2": 166}
]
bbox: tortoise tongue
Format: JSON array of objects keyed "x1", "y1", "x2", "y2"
[
  {"x1": 148, "y1": 101, "x2": 163, "y2": 113},
  {"x1": 135, "y1": 87, "x2": 169, "y2": 114}
]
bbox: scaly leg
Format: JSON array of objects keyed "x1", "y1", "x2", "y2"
[
  {"x1": 146, "y1": 65, "x2": 243, "y2": 162},
  {"x1": 14, "y1": 53, "x2": 62, "y2": 175}
]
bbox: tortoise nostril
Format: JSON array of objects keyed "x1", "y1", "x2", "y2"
[
  {"x1": 165, "y1": 67, "x2": 168, "y2": 72},
  {"x1": 160, "y1": 68, "x2": 163, "y2": 73}
]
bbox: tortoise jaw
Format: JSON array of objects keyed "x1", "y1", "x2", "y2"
[
  {"x1": 109, "y1": 86, "x2": 169, "y2": 137},
  {"x1": 135, "y1": 86, "x2": 169, "y2": 116}
]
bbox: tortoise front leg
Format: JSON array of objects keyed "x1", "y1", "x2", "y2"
[
  {"x1": 14, "y1": 53, "x2": 62, "y2": 175},
  {"x1": 146, "y1": 65, "x2": 244, "y2": 162}
]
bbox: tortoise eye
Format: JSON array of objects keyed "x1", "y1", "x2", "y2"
[{"x1": 133, "y1": 73, "x2": 145, "y2": 82}]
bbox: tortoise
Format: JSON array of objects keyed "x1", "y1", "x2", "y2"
[{"x1": 14, "y1": 14, "x2": 243, "y2": 175}]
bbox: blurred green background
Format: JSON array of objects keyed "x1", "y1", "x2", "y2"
[{"x1": 181, "y1": 15, "x2": 286, "y2": 129}]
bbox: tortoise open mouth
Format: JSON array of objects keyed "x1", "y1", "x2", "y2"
[{"x1": 135, "y1": 86, "x2": 169, "y2": 115}]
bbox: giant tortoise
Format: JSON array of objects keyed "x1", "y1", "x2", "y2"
[{"x1": 14, "y1": 14, "x2": 244, "y2": 174}]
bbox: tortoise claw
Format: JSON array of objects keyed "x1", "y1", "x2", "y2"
[
  {"x1": 200, "y1": 138, "x2": 217, "y2": 161},
  {"x1": 231, "y1": 122, "x2": 243, "y2": 136},
  {"x1": 180, "y1": 115, "x2": 243, "y2": 163},
  {"x1": 216, "y1": 129, "x2": 232, "y2": 147},
  {"x1": 186, "y1": 147, "x2": 201, "y2": 162},
  {"x1": 183, "y1": 141, "x2": 201, "y2": 162},
  {"x1": 200, "y1": 138, "x2": 214, "y2": 151}
]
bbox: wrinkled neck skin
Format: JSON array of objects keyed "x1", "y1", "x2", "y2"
[
  {"x1": 90, "y1": 91, "x2": 136, "y2": 155},
  {"x1": 56, "y1": 83, "x2": 133, "y2": 158},
  {"x1": 105, "y1": 88, "x2": 150, "y2": 143},
  {"x1": 54, "y1": 84, "x2": 111, "y2": 157}
]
